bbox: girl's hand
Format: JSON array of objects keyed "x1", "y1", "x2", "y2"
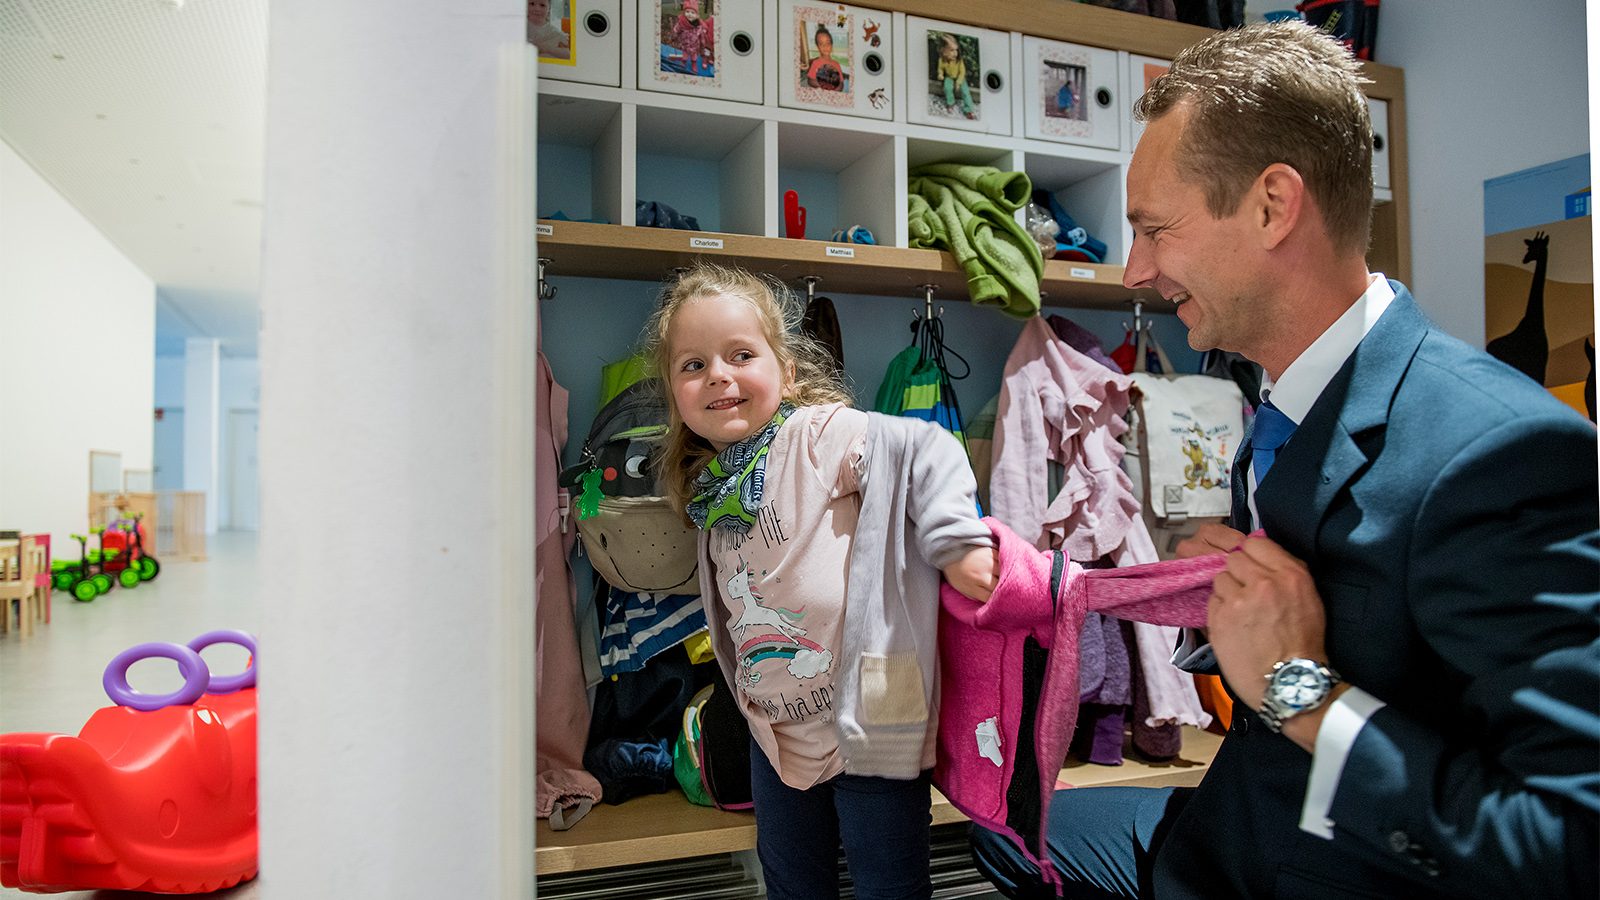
[{"x1": 943, "y1": 545, "x2": 999, "y2": 603}]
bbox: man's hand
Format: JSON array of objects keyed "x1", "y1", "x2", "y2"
[
  {"x1": 1206, "y1": 534, "x2": 1328, "y2": 711},
  {"x1": 1175, "y1": 523, "x2": 1247, "y2": 559},
  {"x1": 943, "y1": 545, "x2": 999, "y2": 603}
]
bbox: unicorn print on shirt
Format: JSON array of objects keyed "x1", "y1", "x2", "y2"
[{"x1": 727, "y1": 557, "x2": 807, "y2": 642}]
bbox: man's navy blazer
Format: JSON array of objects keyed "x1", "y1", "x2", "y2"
[{"x1": 1154, "y1": 284, "x2": 1599, "y2": 898}]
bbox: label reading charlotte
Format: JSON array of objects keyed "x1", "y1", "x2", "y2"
[
  {"x1": 826, "y1": 246, "x2": 855, "y2": 258},
  {"x1": 1070, "y1": 267, "x2": 1095, "y2": 279},
  {"x1": 536, "y1": 223, "x2": 553, "y2": 236},
  {"x1": 691, "y1": 236, "x2": 725, "y2": 250}
]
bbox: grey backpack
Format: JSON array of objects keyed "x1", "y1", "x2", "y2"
[{"x1": 560, "y1": 379, "x2": 699, "y2": 594}]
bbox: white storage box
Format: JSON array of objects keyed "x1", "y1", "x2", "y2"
[
  {"x1": 535, "y1": 0, "x2": 623, "y2": 87},
  {"x1": 903, "y1": 14, "x2": 1012, "y2": 136},
  {"x1": 637, "y1": 0, "x2": 764, "y2": 104},
  {"x1": 777, "y1": 0, "x2": 893, "y2": 121},
  {"x1": 1021, "y1": 36, "x2": 1120, "y2": 150},
  {"x1": 1127, "y1": 54, "x2": 1170, "y2": 149},
  {"x1": 1368, "y1": 97, "x2": 1390, "y2": 191}
]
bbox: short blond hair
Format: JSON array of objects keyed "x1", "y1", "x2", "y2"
[
  {"x1": 1134, "y1": 20, "x2": 1374, "y2": 255},
  {"x1": 641, "y1": 262, "x2": 851, "y2": 517}
]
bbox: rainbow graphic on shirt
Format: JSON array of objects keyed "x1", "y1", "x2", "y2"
[{"x1": 738, "y1": 634, "x2": 835, "y2": 681}]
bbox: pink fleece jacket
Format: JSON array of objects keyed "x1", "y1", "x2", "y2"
[{"x1": 935, "y1": 517, "x2": 1227, "y2": 888}]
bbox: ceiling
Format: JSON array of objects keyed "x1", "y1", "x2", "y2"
[{"x1": 0, "y1": 0, "x2": 266, "y2": 356}]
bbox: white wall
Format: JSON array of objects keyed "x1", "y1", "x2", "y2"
[
  {"x1": 0, "y1": 139, "x2": 154, "y2": 549},
  {"x1": 258, "y1": 1, "x2": 535, "y2": 896},
  {"x1": 1380, "y1": 0, "x2": 1590, "y2": 345}
]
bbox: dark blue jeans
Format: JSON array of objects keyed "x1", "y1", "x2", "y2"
[
  {"x1": 749, "y1": 741, "x2": 933, "y2": 900},
  {"x1": 969, "y1": 786, "x2": 1192, "y2": 900}
]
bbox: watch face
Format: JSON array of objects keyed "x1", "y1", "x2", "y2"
[{"x1": 1271, "y1": 661, "x2": 1330, "y2": 712}]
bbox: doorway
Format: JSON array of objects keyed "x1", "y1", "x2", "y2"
[
  {"x1": 154, "y1": 407, "x2": 185, "y2": 491},
  {"x1": 227, "y1": 409, "x2": 259, "y2": 531}
]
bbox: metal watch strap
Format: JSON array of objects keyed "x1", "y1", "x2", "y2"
[{"x1": 1257, "y1": 700, "x2": 1289, "y2": 733}]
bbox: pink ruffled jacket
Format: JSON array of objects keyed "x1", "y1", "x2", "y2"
[{"x1": 989, "y1": 316, "x2": 1209, "y2": 732}]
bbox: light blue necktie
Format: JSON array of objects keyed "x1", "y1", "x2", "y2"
[{"x1": 1251, "y1": 399, "x2": 1298, "y2": 485}]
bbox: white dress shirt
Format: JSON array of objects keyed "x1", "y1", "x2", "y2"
[{"x1": 1253, "y1": 274, "x2": 1395, "y2": 840}]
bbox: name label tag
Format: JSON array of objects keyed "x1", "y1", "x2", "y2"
[
  {"x1": 826, "y1": 246, "x2": 855, "y2": 258},
  {"x1": 535, "y1": 223, "x2": 553, "y2": 236},
  {"x1": 690, "y1": 236, "x2": 724, "y2": 249},
  {"x1": 1070, "y1": 266, "x2": 1095, "y2": 279}
]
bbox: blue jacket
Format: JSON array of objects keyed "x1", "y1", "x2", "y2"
[{"x1": 1156, "y1": 284, "x2": 1599, "y2": 898}]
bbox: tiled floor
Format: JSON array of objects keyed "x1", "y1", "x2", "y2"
[{"x1": 0, "y1": 531, "x2": 262, "y2": 899}]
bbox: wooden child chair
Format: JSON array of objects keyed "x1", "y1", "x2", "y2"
[{"x1": 0, "y1": 531, "x2": 39, "y2": 638}]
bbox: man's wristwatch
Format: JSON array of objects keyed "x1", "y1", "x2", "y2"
[{"x1": 1257, "y1": 658, "x2": 1342, "y2": 733}]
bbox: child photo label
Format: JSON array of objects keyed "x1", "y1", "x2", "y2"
[
  {"x1": 792, "y1": 4, "x2": 853, "y2": 108},
  {"x1": 926, "y1": 29, "x2": 981, "y2": 122},
  {"x1": 656, "y1": 0, "x2": 718, "y2": 85}
]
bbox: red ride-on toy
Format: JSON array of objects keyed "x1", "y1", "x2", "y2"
[
  {"x1": 0, "y1": 631, "x2": 259, "y2": 893},
  {"x1": 102, "y1": 514, "x2": 160, "y2": 589}
]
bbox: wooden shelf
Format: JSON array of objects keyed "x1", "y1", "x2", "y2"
[
  {"x1": 535, "y1": 726, "x2": 1221, "y2": 876},
  {"x1": 537, "y1": 220, "x2": 1164, "y2": 312}
]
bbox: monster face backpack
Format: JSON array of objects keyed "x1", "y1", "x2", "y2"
[{"x1": 560, "y1": 378, "x2": 699, "y2": 595}]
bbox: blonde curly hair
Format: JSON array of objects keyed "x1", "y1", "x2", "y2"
[{"x1": 641, "y1": 262, "x2": 851, "y2": 518}]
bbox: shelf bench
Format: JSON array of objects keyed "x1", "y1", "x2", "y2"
[{"x1": 536, "y1": 726, "x2": 1221, "y2": 876}]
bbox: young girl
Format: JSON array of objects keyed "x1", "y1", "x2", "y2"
[
  {"x1": 936, "y1": 33, "x2": 976, "y2": 120},
  {"x1": 645, "y1": 263, "x2": 997, "y2": 899}
]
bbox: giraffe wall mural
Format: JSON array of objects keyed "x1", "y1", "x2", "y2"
[{"x1": 1484, "y1": 155, "x2": 1595, "y2": 422}]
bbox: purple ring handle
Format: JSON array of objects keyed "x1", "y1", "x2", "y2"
[
  {"x1": 187, "y1": 629, "x2": 258, "y2": 693},
  {"x1": 103, "y1": 643, "x2": 210, "y2": 711}
]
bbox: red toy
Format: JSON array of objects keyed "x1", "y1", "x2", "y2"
[{"x1": 0, "y1": 632, "x2": 258, "y2": 894}]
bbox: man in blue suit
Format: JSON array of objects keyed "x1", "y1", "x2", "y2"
[{"x1": 971, "y1": 20, "x2": 1598, "y2": 899}]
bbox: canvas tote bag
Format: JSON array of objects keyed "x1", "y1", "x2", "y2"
[{"x1": 1122, "y1": 327, "x2": 1246, "y2": 557}]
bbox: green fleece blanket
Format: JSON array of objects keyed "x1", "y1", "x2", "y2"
[{"x1": 907, "y1": 164, "x2": 1042, "y2": 319}]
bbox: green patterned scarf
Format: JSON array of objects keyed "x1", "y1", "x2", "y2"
[{"x1": 687, "y1": 403, "x2": 795, "y2": 533}]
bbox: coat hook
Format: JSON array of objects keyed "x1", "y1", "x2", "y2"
[
  {"x1": 1122, "y1": 297, "x2": 1145, "y2": 333},
  {"x1": 915, "y1": 284, "x2": 940, "y2": 321},
  {"x1": 800, "y1": 275, "x2": 821, "y2": 303},
  {"x1": 537, "y1": 257, "x2": 557, "y2": 302}
]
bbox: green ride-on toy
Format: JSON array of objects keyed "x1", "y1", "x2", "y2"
[{"x1": 53, "y1": 529, "x2": 119, "y2": 602}]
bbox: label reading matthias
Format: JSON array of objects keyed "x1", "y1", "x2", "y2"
[{"x1": 826, "y1": 246, "x2": 856, "y2": 258}]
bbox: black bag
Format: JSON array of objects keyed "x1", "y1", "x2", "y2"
[{"x1": 674, "y1": 678, "x2": 755, "y2": 810}]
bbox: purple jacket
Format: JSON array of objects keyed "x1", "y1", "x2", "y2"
[{"x1": 934, "y1": 517, "x2": 1223, "y2": 888}]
